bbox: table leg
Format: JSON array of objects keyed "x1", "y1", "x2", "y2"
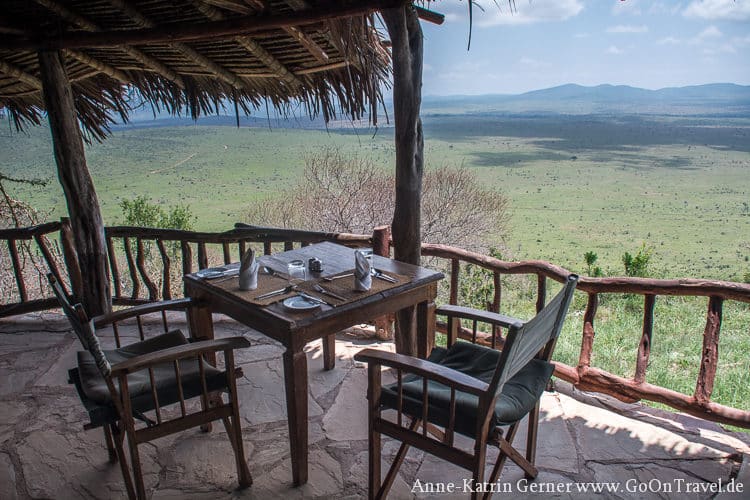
[
  {"x1": 283, "y1": 348, "x2": 308, "y2": 486},
  {"x1": 187, "y1": 300, "x2": 214, "y2": 342},
  {"x1": 187, "y1": 298, "x2": 216, "y2": 431},
  {"x1": 416, "y1": 298, "x2": 436, "y2": 360},
  {"x1": 322, "y1": 333, "x2": 336, "y2": 371}
]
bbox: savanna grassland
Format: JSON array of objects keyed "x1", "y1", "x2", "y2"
[
  {"x1": 3, "y1": 112, "x2": 749, "y2": 281},
  {"x1": 2, "y1": 110, "x2": 750, "y2": 417}
]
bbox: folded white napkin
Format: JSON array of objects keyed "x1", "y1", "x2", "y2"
[
  {"x1": 354, "y1": 250, "x2": 372, "y2": 291},
  {"x1": 239, "y1": 248, "x2": 260, "y2": 290}
]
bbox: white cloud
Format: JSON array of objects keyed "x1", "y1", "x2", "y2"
[
  {"x1": 519, "y1": 57, "x2": 549, "y2": 68},
  {"x1": 477, "y1": 0, "x2": 584, "y2": 26},
  {"x1": 684, "y1": 0, "x2": 750, "y2": 21},
  {"x1": 443, "y1": 13, "x2": 461, "y2": 23},
  {"x1": 657, "y1": 36, "x2": 681, "y2": 45},
  {"x1": 612, "y1": 0, "x2": 643, "y2": 16},
  {"x1": 702, "y1": 43, "x2": 737, "y2": 54},
  {"x1": 698, "y1": 25, "x2": 723, "y2": 39},
  {"x1": 648, "y1": 2, "x2": 683, "y2": 16},
  {"x1": 606, "y1": 45, "x2": 624, "y2": 55},
  {"x1": 606, "y1": 25, "x2": 649, "y2": 33},
  {"x1": 574, "y1": 32, "x2": 590, "y2": 38}
]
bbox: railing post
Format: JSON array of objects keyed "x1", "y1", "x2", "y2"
[
  {"x1": 695, "y1": 296, "x2": 723, "y2": 405},
  {"x1": 578, "y1": 293, "x2": 598, "y2": 373},
  {"x1": 372, "y1": 225, "x2": 393, "y2": 340},
  {"x1": 634, "y1": 294, "x2": 656, "y2": 384},
  {"x1": 60, "y1": 217, "x2": 84, "y2": 300}
]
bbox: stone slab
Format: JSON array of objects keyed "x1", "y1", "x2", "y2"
[
  {"x1": 322, "y1": 366, "x2": 369, "y2": 442},
  {"x1": 0, "y1": 452, "x2": 18, "y2": 500},
  {"x1": 237, "y1": 359, "x2": 323, "y2": 425}
]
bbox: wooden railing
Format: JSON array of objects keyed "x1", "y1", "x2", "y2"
[
  {"x1": 0, "y1": 219, "x2": 74, "y2": 318},
  {"x1": 1, "y1": 221, "x2": 381, "y2": 315},
  {"x1": 2, "y1": 221, "x2": 749, "y2": 428},
  {"x1": 422, "y1": 243, "x2": 750, "y2": 429},
  {"x1": 101, "y1": 224, "x2": 377, "y2": 305}
]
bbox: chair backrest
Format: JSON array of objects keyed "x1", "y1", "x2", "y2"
[
  {"x1": 488, "y1": 274, "x2": 578, "y2": 398},
  {"x1": 48, "y1": 274, "x2": 112, "y2": 378}
]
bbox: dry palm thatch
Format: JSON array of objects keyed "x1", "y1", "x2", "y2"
[{"x1": 0, "y1": 0, "x2": 397, "y2": 140}]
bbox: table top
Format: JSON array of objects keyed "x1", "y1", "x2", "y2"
[{"x1": 183, "y1": 241, "x2": 443, "y2": 336}]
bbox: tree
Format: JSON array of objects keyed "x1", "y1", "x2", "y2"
[{"x1": 246, "y1": 148, "x2": 510, "y2": 253}]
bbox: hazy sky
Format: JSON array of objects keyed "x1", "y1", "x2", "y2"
[{"x1": 417, "y1": 0, "x2": 750, "y2": 95}]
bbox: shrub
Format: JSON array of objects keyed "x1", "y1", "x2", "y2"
[
  {"x1": 246, "y1": 147, "x2": 509, "y2": 253},
  {"x1": 622, "y1": 243, "x2": 654, "y2": 277}
]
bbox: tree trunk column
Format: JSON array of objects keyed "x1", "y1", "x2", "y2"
[
  {"x1": 38, "y1": 50, "x2": 111, "y2": 315},
  {"x1": 383, "y1": 5, "x2": 424, "y2": 355}
]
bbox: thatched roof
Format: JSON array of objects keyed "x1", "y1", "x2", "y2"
[{"x1": 0, "y1": 0, "x2": 398, "y2": 140}]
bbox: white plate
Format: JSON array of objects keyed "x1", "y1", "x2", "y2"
[
  {"x1": 196, "y1": 267, "x2": 230, "y2": 279},
  {"x1": 282, "y1": 295, "x2": 321, "y2": 311}
]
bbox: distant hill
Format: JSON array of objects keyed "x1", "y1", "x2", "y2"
[
  {"x1": 109, "y1": 83, "x2": 750, "y2": 130},
  {"x1": 421, "y1": 83, "x2": 750, "y2": 116}
]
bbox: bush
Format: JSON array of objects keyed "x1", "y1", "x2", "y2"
[
  {"x1": 119, "y1": 196, "x2": 195, "y2": 231},
  {"x1": 622, "y1": 243, "x2": 654, "y2": 277},
  {"x1": 246, "y1": 147, "x2": 510, "y2": 253}
]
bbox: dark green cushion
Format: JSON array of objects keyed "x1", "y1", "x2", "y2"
[
  {"x1": 381, "y1": 341, "x2": 554, "y2": 438},
  {"x1": 77, "y1": 329, "x2": 228, "y2": 415}
]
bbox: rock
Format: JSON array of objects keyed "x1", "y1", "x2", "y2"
[
  {"x1": 0, "y1": 452, "x2": 18, "y2": 500},
  {"x1": 322, "y1": 366, "x2": 369, "y2": 442}
]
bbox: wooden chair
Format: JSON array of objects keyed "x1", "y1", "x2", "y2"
[
  {"x1": 48, "y1": 274, "x2": 252, "y2": 499},
  {"x1": 354, "y1": 274, "x2": 578, "y2": 500}
]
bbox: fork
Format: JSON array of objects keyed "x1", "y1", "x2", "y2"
[{"x1": 313, "y1": 283, "x2": 346, "y2": 301}]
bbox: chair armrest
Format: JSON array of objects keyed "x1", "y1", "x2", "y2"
[
  {"x1": 93, "y1": 298, "x2": 195, "y2": 328},
  {"x1": 354, "y1": 348, "x2": 489, "y2": 397},
  {"x1": 436, "y1": 305, "x2": 524, "y2": 330},
  {"x1": 110, "y1": 336, "x2": 250, "y2": 375}
]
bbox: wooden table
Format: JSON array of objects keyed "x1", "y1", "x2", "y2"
[{"x1": 183, "y1": 241, "x2": 443, "y2": 486}]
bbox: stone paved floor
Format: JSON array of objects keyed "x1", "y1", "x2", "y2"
[{"x1": 1, "y1": 312, "x2": 748, "y2": 499}]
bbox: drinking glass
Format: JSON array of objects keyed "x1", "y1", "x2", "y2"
[{"x1": 287, "y1": 260, "x2": 307, "y2": 282}]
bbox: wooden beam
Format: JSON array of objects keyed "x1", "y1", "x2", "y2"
[
  {"x1": 415, "y1": 6, "x2": 445, "y2": 25},
  {"x1": 32, "y1": 0, "x2": 185, "y2": 88},
  {"x1": 195, "y1": 0, "x2": 327, "y2": 63},
  {"x1": 383, "y1": 4, "x2": 424, "y2": 355},
  {"x1": 1, "y1": 0, "x2": 403, "y2": 50},
  {"x1": 190, "y1": 0, "x2": 303, "y2": 88},
  {"x1": 37, "y1": 50, "x2": 111, "y2": 316},
  {"x1": 65, "y1": 50, "x2": 131, "y2": 83},
  {"x1": 0, "y1": 59, "x2": 42, "y2": 89},
  {"x1": 285, "y1": 26, "x2": 329, "y2": 63},
  {"x1": 105, "y1": 0, "x2": 256, "y2": 92}
]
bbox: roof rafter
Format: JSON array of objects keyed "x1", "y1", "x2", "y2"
[
  {"x1": 105, "y1": 0, "x2": 255, "y2": 93},
  {"x1": 0, "y1": 58, "x2": 42, "y2": 89},
  {"x1": 190, "y1": 0, "x2": 303, "y2": 88},
  {"x1": 244, "y1": 0, "x2": 328, "y2": 62},
  {"x1": 65, "y1": 50, "x2": 130, "y2": 84},
  {"x1": 1, "y1": 0, "x2": 403, "y2": 50},
  {"x1": 31, "y1": 0, "x2": 186, "y2": 88}
]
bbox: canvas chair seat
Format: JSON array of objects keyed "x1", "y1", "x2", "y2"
[
  {"x1": 76, "y1": 329, "x2": 227, "y2": 415},
  {"x1": 381, "y1": 342, "x2": 554, "y2": 438},
  {"x1": 48, "y1": 274, "x2": 252, "y2": 499},
  {"x1": 355, "y1": 274, "x2": 578, "y2": 500}
]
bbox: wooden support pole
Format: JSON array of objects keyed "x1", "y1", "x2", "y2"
[
  {"x1": 383, "y1": 4, "x2": 424, "y2": 356},
  {"x1": 38, "y1": 50, "x2": 111, "y2": 315}
]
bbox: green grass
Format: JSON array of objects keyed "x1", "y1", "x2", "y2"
[{"x1": 2, "y1": 113, "x2": 749, "y2": 423}]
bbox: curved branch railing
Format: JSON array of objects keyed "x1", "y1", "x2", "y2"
[
  {"x1": 422, "y1": 243, "x2": 750, "y2": 429},
  {"x1": 2, "y1": 222, "x2": 749, "y2": 428}
]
